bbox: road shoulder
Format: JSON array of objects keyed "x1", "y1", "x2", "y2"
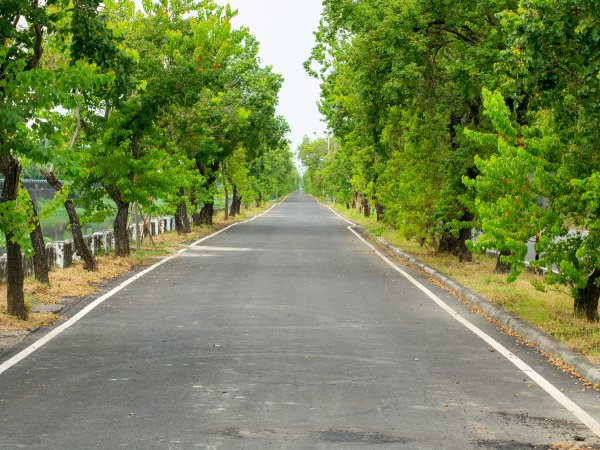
[{"x1": 349, "y1": 223, "x2": 600, "y2": 387}]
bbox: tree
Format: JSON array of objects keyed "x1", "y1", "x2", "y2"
[
  {"x1": 307, "y1": 0, "x2": 520, "y2": 258},
  {"x1": 466, "y1": 89, "x2": 599, "y2": 322},
  {"x1": 0, "y1": 0, "x2": 98, "y2": 317}
]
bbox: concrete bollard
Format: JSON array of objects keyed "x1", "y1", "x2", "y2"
[
  {"x1": 1, "y1": 215, "x2": 178, "y2": 274},
  {"x1": 45, "y1": 243, "x2": 56, "y2": 270},
  {"x1": 63, "y1": 241, "x2": 73, "y2": 267},
  {"x1": 129, "y1": 224, "x2": 137, "y2": 241},
  {"x1": 22, "y1": 256, "x2": 34, "y2": 278},
  {"x1": 53, "y1": 241, "x2": 73, "y2": 268},
  {"x1": 104, "y1": 230, "x2": 113, "y2": 251},
  {"x1": 93, "y1": 232, "x2": 104, "y2": 253},
  {"x1": 82, "y1": 235, "x2": 94, "y2": 257}
]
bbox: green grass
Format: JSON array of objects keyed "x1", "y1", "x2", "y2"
[{"x1": 329, "y1": 203, "x2": 600, "y2": 365}]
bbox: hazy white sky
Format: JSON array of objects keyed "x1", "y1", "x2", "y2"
[{"x1": 215, "y1": 0, "x2": 326, "y2": 152}]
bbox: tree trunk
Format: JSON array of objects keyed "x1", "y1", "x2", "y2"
[
  {"x1": 224, "y1": 184, "x2": 229, "y2": 220},
  {"x1": 236, "y1": 195, "x2": 242, "y2": 215},
  {"x1": 134, "y1": 203, "x2": 141, "y2": 250},
  {"x1": 438, "y1": 209, "x2": 474, "y2": 262},
  {"x1": 65, "y1": 197, "x2": 97, "y2": 270},
  {"x1": 198, "y1": 202, "x2": 214, "y2": 225},
  {"x1": 191, "y1": 213, "x2": 201, "y2": 227},
  {"x1": 6, "y1": 237, "x2": 26, "y2": 319},
  {"x1": 174, "y1": 188, "x2": 191, "y2": 234},
  {"x1": 190, "y1": 194, "x2": 201, "y2": 227},
  {"x1": 494, "y1": 250, "x2": 511, "y2": 274},
  {"x1": 113, "y1": 201, "x2": 130, "y2": 257},
  {"x1": 26, "y1": 191, "x2": 49, "y2": 284},
  {"x1": 0, "y1": 155, "x2": 27, "y2": 319},
  {"x1": 574, "y1": 270, "x2": 600, "y2": 322},
  {"x1": 41, "y1": 169, "x2": 96, "y2": 271},
  {"x1": 194, "y1": 159, "x2": 219, "y2": 226},
  {"x1": 230, "y1": 185, "x2": 239, "y2": 217},
  {"x1": 175, "y1": 202, "x2": 191, "y2": 234},
  {"x1": 362, "y1": 195, "x2": 370, "y2": 217},
  {"x1": 375, "y1": 202, "x2": 384, "y2": 222},
  {"x1": 255, "y1": 192, "x2": 261, "y2": 208},
  {"x1": 438, "y1": 229, "x2": 473, "y2": 262},
  {"x1": 352, "y1": 191, "x2": 358, "y2": 209}
]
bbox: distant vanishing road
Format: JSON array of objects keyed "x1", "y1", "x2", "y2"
[{"x1": 1, "y1": 192, "x2": 599, "y2": 449}]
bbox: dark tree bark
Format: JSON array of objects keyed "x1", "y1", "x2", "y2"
[
  {"x1": 198, "y1": 203, "x2": 214, "y2": 225},
  {"x1": 438, "y1": 228, "x2": 473, "y2": 262},
  {"x1": 0, "y1": 155, "x2": 27, "y2": 319},
  {"x1": 6, "y1": 237, "x2": 26, "y2": 319},
  {"x1": 41, "y1": 169, "x2": 97, "y2": 271},
  {"x1": 436, "y1": 203, "x2": 474, "y2": 262},
  {"x1": 574, "y1": 270, "x2": 600, "y2": 322},
  {"x1": 191, "y1": 213, "x2": 201, "y2": 227},
  {"x1": 105, "y1": 129, "x2": 138, "y2": 259},
  {"x1": 494, "y1": 250, "x2": 511, "y2": 274},
  {"x1": 190, "y1": 193, "x2": 201, "y2": 227},
  {"x1": 235, "y1": 195, "x2": 242, "y2": 216},
  {"x1": 224, "y1": 184, "x2": 229, "y2": 220},
  {"x1": 174, "y1": 189, "x2": 191, "y2": 234},
  {"x1": 195, "y1": 159, "x2": 219, "y2": 226},
  {"x1": 112, "y1": 199, "x2": 130, "y2": 257},
  {"x1": 230, "y1": 185, "x2": 239, "y2": 217},
  {"x1": 375, "y1": 202, "x2": 384, "y2": 222},
  {"x1": 25, "y1": 190, "x2": 49, "y2": 284},
  {"x1": 356, "y1": 193, "x2": 364, "y2": 214},
  {"x1": 362, "y1": 195, "x2": 370, "y2": 218},
  {"x1": 255, "y1": 192, "x2": 261, "y2": 208}
]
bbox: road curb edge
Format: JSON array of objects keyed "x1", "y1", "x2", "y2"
[{"x1": 358, "y1": 229, "x2": 600, "y2": 387}]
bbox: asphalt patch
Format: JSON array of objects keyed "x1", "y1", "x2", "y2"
[{"x1": 318, "y1": 429, "x2": 412, "y2": 444}]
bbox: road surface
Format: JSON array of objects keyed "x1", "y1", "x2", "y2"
[{"x1": 1, "y1": 192, "x2": 599, "y2": 449}]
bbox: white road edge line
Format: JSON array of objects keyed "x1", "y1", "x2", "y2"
[
  {"x1": 0, "y1": 200, "x2": 284, "y2": 376},
  {"x1": 322, "y1": 202, "x2": 600, "y2": 438}
]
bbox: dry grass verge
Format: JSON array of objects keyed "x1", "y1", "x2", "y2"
[
  {"x1": 0, "y1": 202, "x2": 275, "y2": 333},
  {"x1": 330, "y1": 203, "x2": 600, "y2": 365}
]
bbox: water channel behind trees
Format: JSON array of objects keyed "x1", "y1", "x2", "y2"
[{"x1": 0, "y1": 180, "x2": 114, "y2": 251}]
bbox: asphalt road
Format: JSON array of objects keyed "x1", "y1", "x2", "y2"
[{"x1": 1, "y1": 192, "x2": 600, "y2": 449}]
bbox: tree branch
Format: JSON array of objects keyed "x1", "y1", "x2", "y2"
[
  {"x1": 69, "y1": 103, "x2": 82, "y2": 150},
  {"x1": 25, "y1": 24, "x2": 44, "y2": 70}
]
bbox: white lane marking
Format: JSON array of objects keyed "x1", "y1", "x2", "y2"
[
  {"x1": 326, "y1": 200, "x2": 600, "y2": 437},
  {"x1": 322, "y1": 204, "x2": 355, "y2": 226},
  {"x1": 0, "y1": 200, "x2": 284, "y2": 376},
  {"x1": 190, "y1": 246, "x2": 258, "y2": 252}
]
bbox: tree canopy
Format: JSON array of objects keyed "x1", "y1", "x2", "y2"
[
  {"x1": 1, "y1": 0, "x2": 297, "y2": 319},
  {"x1": 304, "y1": 0, "x2": 600, "y2": 321}
]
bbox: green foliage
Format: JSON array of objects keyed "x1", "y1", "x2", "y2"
[
  {"x1": 466, "y1": 89, "x2": 599, "y2": 303},
  {"x1": 0, "y1": 0, "x2": 294, "y2": 322},
  {"x1": 308, "y1": 0, "x2": 599, "y2": 314}
]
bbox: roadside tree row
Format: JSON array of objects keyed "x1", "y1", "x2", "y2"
[
  {"x1": 303, "y1": 0, "x2": 599, "y2": 321},
  {"x1": 0, "y1": 0, "x2": 298, "y2": 319}
]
